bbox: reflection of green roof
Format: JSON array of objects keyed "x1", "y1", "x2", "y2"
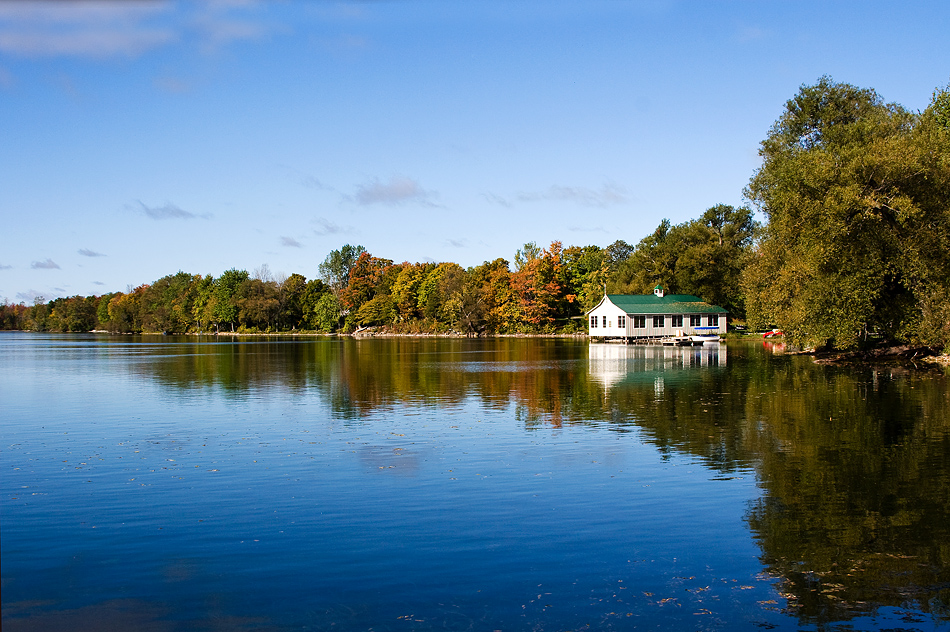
[{"x1": 594, "y1": 294, "x2": 727, "y2": 315}]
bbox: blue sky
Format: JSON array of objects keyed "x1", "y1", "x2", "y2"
[{"x1": 1, "y1": 0, "x2": 947, "y2": 303}]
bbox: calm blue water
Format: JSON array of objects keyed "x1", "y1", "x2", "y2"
[{"x1": 2, "y1": 334, "x2": 949, "y2": 630}]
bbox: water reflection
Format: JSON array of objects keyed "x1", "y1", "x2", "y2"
[
  {"x1": 4, "y1": 333, "x2": 950, "y2": 629},
  {"x1": 588, "y1": 341, "x2": 726, "y2": 389}
]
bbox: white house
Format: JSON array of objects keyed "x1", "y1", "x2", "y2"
[{"x1": 586, "y1": 285, "x2": 727, "y2": 341}]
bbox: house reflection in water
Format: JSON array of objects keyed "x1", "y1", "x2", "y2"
[{"x1": 587, "y1": 342, "x2": 726, "y2": 394}]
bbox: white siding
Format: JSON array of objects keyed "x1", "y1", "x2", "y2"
[{"x1": 587, "y1": 298, "x2": 627, "y2": 337}]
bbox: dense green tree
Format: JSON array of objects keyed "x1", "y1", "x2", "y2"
[
  {"x1": 236, "y1": 277, "x2": 279, "y2": 331},
  {"x1": 674, "y1": 204, "x2": 756, "y2": 316},
  {"x1": 354, "y1": 294, "x2": 397, "y2": 327},
  {"x1": 513, "y1": 241, "x2": 541, "y2": 271},
  {"x1": 45, "y1": 296, "x2": 98, "y2": 332},
  {"x1": 108, "y1": 287, "x2": 147, "y2": 333},
  {"x1": 319, "y1": 244, "x2": 366, "y2": 295},
  {"x1": 96, "y1": 292, "x2": 118, "y2": 330},
  {"x1": 743, "y1": 77, "x2": 950, "y2": 350},
  {"x1": 213, "y1": 269, "x2": 249, "y2": 332},
  {"x1": 190, "y1": 275, "x2": 216, "y2": 332},
  {"x1": 612, "y1": 219, "x2": 676, "y2": 294},
  {"x1": 561, "y1": 244, "x2": 607, "y2": 313},
  {"x1": 470, "y1": 258, "x2": 515, "y2": 333},
  {"x1": 610, "y1": 207, "x2": 755, "y2": 318},
  {"x1": 300, "y1": 279, "x2": 331, "y2": 330},
  {"x1": 603, "y1": 239, "x2": 633, "y2": 271},
  {"x1": 308, "y1": 292, "x2": 342, "y2": 332},
  {"x1": 278, "y1": 273, "x2": 309, "y2": 329},
  {"x1": 392, "y1": 263, "x2": 434, "y2": 321},
  {"x1": 141, "y1": 271, "x2": 196, "y2": 333}
]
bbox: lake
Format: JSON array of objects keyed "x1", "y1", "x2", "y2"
[{"x1": 2, "y1": 333, "x2": 949, "y2": 631}]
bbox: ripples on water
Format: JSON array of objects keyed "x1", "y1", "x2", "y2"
[{"x1": 2, "y1": 333, "x2": 949, "y2": 631}]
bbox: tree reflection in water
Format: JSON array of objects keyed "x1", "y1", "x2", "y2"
[{"x1": 130, "y1": 335, "x2": 950, "y2": 626}]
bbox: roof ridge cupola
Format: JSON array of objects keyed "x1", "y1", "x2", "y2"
[{"x1": 653, "y1": 284, "x2": 665, "y2": 298}]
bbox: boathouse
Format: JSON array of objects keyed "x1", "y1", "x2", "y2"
[{"x1": 586, "y1": 285, "x2": 727, "y2": 341}]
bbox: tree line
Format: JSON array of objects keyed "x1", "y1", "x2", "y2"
[
  {"x1": 0, "y1": 213, "x2": 753, "y2": 337},
  {"x1": 3, "y1": 78, "x2": 949, "y2": 351}
]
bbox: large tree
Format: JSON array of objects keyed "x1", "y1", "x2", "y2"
[
  {"x1": 743, "y1": 77, "x2": 950, "y2": 350},
  {"x1": 612, "y1": 206, "x2": 755, "y2": 318},
  {"x1": 319, "y1": 244, "x2": 366, "y2": 295}
]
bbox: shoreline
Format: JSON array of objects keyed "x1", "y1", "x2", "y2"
[{"x1": 5, "y1": 330, "x2": 949, "y2": 365}]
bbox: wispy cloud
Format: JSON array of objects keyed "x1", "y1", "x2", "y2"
[
  {"x1": 445, "y1": 238, "x2": 468, "y2": 248},
  {"x1": 0, "y1": 262, "x2": 12, "y2": 270},
  {"x1": 302, "y1": 175, "x2": 330, "y2": 190},
  {"x1": 31, "y1": 258, "x2": 60, "y2": 269},
  {"x1": 192, "y1": 2, "x2": 270, "y2": 54},
  {"x1": 482, "y1": 192, "x2": 512, "y2": 208},
  {"x1": 0, "y1": 1, "x2": 175, "y2": 58},
  {"x1": 312, "y1": 217, "x2": 354, "y2": 236},
  {"x1": 319, "y1": 33, "x2": 370, "y2": 56},
  {"x1": 516, "y1": 183, "x2": 628, "y2": 208},
  {"x1": 353, "y1": 176, "x2": 440, "y2": 207},
  {"x1": 78, "y1": 248, "x2": 106, "y2": 257},
  {"x1": 16, "y1": 289, "x2": 45, "y2": 302},
  {"x1": 0, "y1": 0, "x2": 271, "y2": 59},
  {"x1": 92, "y1": 281, "x2": 105, "y2": 286},
  {"x1": 567, "y1": 225, "x2": 609, "y2": 234},
  {"x1": 153, "y1": 75, "x2": 192, "y2": 93},
  {"x1": 737, "y1": 24, "x2": 769, "y2": 42},
  {"x1": 134, "y1": 200, "x2": 211, "y2": 220},
  {"x1": 280, "y1": 236, "x2": 303, "y2": 248},
  {"x1": 0, "y1": 65, "x2": 14, "y2": 89}
]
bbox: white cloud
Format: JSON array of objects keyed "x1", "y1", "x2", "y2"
[
  {"x1": 0, "y1": 262, "x2": 12, "y2": 270},
  {"x1": 280, "y1": 236, "x2": 303, "y2": 248},
  {"x1": 78, "y1": 248, "x2": 106, "y2": 257},
  {"x1": 31, "y1": 258, "x2": 60, "y2": 270},
  {"x1": 353, "y1": 176, "x2": 440, "y2": 207}
]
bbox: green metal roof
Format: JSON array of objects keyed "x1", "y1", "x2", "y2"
[{"x1": 590, "y1": 294, "x2": 727, "y2": 315}]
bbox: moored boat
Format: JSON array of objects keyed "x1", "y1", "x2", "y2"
[
  {"x1": 661, "y1": 335, "x2": 696, "y2": 346},
  {"x1": 690, "y1": 326, "x2": 722, "y2": 343}
]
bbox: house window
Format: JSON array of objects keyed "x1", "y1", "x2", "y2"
[
  {"x1": 707, "y1": 315, "x2": 719, "y2": 327},
  {"x1": 602, "y1": 316, "x2": 607, "y2": 328},
  {"x1": 671, "y1": 315, "x2": 683, "y2": 328},
  {"x1": 633, "y1": 315, "x2": 645, "y2": 328},
  {"x1": 618, "y1": 315, "x2": 625, "y2": 328},
  {"x1": 690, "y1": 314, "x2": 701, "y2": 327},
  {"x1": 590, "y1": 315, "x2": 597, "y2": 328},
  {"x1": 653, "y1": 315, "x2": 664, "y2": 328}
]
